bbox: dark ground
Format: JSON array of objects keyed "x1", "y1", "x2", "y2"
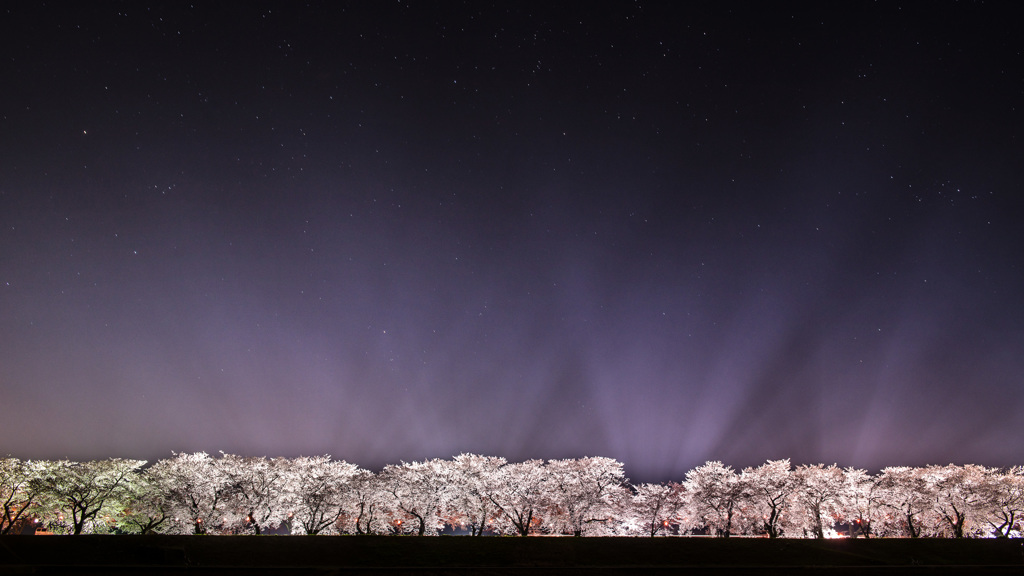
[{"x1": 2, "y1": 535, "x2": 1023, "y2": 575}]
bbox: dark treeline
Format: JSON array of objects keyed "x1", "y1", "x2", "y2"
[{"x1": 2, "y1": 454, "x2": 1021, "y2": 538}]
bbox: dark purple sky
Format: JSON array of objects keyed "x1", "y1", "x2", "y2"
[{"x1": 2, "y1": 3, "x2": 1022, "y2": 482}]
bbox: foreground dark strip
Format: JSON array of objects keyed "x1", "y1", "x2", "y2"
[
  {"x1": 1, "y1": 536, "x2": 1022, "y2": 575},
  {"x1": 2, "y1": 566, "x2": 1021, "y2": 574}
]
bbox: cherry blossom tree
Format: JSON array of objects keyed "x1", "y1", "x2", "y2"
[
  {"x1": 792, "y1": 463, "x2": 847, "y2": 539},
  {"x1": 628, "y1": 482, "x2": 686, "y2": 537},
  {"x1": 281, "y1": 455, "x2": 361, "y2": 535},
  {"x1": 116, "y1": 471, "x2": 172, "y2": 534},
  {"x1": 684, "y1": 461, "x2": 746, "y2": 537},
  {"x1": 31, "y1": 458, "x2": 146, "y2": 535},
  {"x1": 979, "y1": 466, "x2": 1024, "y2": 538},
  {"x1": 543, "y1": 457, "x2": 628, "y2": 536},
  {"x1": 875, "y1": 466, "x2": 936, "y2": 537},
  {"x1": 840, "y1": 467, "x2": 882, "y2": 538},
  {"x1": 145, "y1": 452, "x2": 234, "y2": 534},
  {"x1": 924, "y1": 463, "x2": 992, "y2": 538},
  {"x1": 379, "y1": 459, "x2": 455, "y2": 536},
  {"x1": 217, "y1": 454, "x2": 290, "y2": 535},
  {"x1": 443, "y1": 453, "x2": 506, "y2": 536},
  {"x1": 741, "y1": 459, "x2": 797, "y2": 538},
  {"x1": 1, "y1": 457, "x2": 47, "y2": 535},
  {"x1": 488, "y1": 459, "x2": 549, "y2": 536},
  {"x1": 344, "y1": 469, "x2": 388, "y2": 535}
]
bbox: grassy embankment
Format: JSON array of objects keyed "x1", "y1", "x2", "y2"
[{"x1": 1, "y1": 535, "x2": 1023, "y2": 574}]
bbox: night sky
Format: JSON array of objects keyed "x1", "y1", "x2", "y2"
[{"x1": 2, "y1": 2, "x2": 1022, "y2": 483}]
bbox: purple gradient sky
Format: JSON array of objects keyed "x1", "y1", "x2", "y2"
[{"x1": 2, "y1": 3, "x2": 1022, "y2": 482}]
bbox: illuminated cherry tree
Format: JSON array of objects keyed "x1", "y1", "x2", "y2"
[
  {"x1": 217, "y1": 454, "x2": 292, "y2": 535},
  {"x1": 281, "y1": 455, "x2": 361, "y2": 535},
  {"x1": 117, "y1": 470, "x2": 172, "y2": 535},
  {"x1": 443, "y1": 453, "x2": 506, "y2": 536},
  {"x1": 145, "y1": 452, "x2": 234, "y2": 534},
  {"x1": 840, "y1": 467, "x2": 883, "y2": 537},
  {"x1": 544, "y1": 457, "x2": 628, "y2": 537},
  {"x1": 875, "y1": 466, "x2": 936, "y2": 537},
  {"x1": 0, "y1": 457, "x2": 47, "y2": 535},
  {"x1": 792, "y1": 463, "x2": 847, "y2": 539},
  {"x1": 684, "y1": 460, "x2": 746, "y2": 537},
  {"x1": 345, "y1": 469, "x2": 388, "y2": 534},
  {"x1": 0, "y1": 457, "x2": 42, "y2": 532},
  {"x1": 628, "y1": 482, "x2": 686, "y2": 537},
  {"x1": 741, "y1": 459, "x2": 797, "y2": 538},
  {"x1": 924, "y1": 463, "x2": 992, "y2": 538},
  {"x1": 487, "y1": 459, "x2": 549, "y2": 536},
  {"x1": 979, "y1": 466, "x2": 1024, "y2": 538},
  {"x1": 379, "y1": 459, "x2": 456, "y2": 536},
  {"x1": 30, "y1": 458, "x2": 146, "y2": 535}
]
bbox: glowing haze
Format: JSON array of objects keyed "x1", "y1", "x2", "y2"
[{"x1": 2, "y1": 3, "x2": 1022, "y2": 482}]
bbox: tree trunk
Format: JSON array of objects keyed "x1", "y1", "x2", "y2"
[
  {"x1": 813, "y1": 512, "x2": 825, "y2": 539},
  {"x1": 517, "y1": 510, "x2": 532, "y2": 536},
  {"x1": 906, "y1": 514, "x2": 919, "y2": 538},
  {"x1": 765, "y1": 508, "x2": 780, "y2": 538},
  {"x1": 71, "y1": 505, "x2": 90, "y2": 535},
  {"x1": 952, "y1": 516, "x2": 965, "y2": 539}
]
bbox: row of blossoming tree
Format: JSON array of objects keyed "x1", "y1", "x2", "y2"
[{"x1": 2, "y1": 454, "x2": 1022, "y2": 538}]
